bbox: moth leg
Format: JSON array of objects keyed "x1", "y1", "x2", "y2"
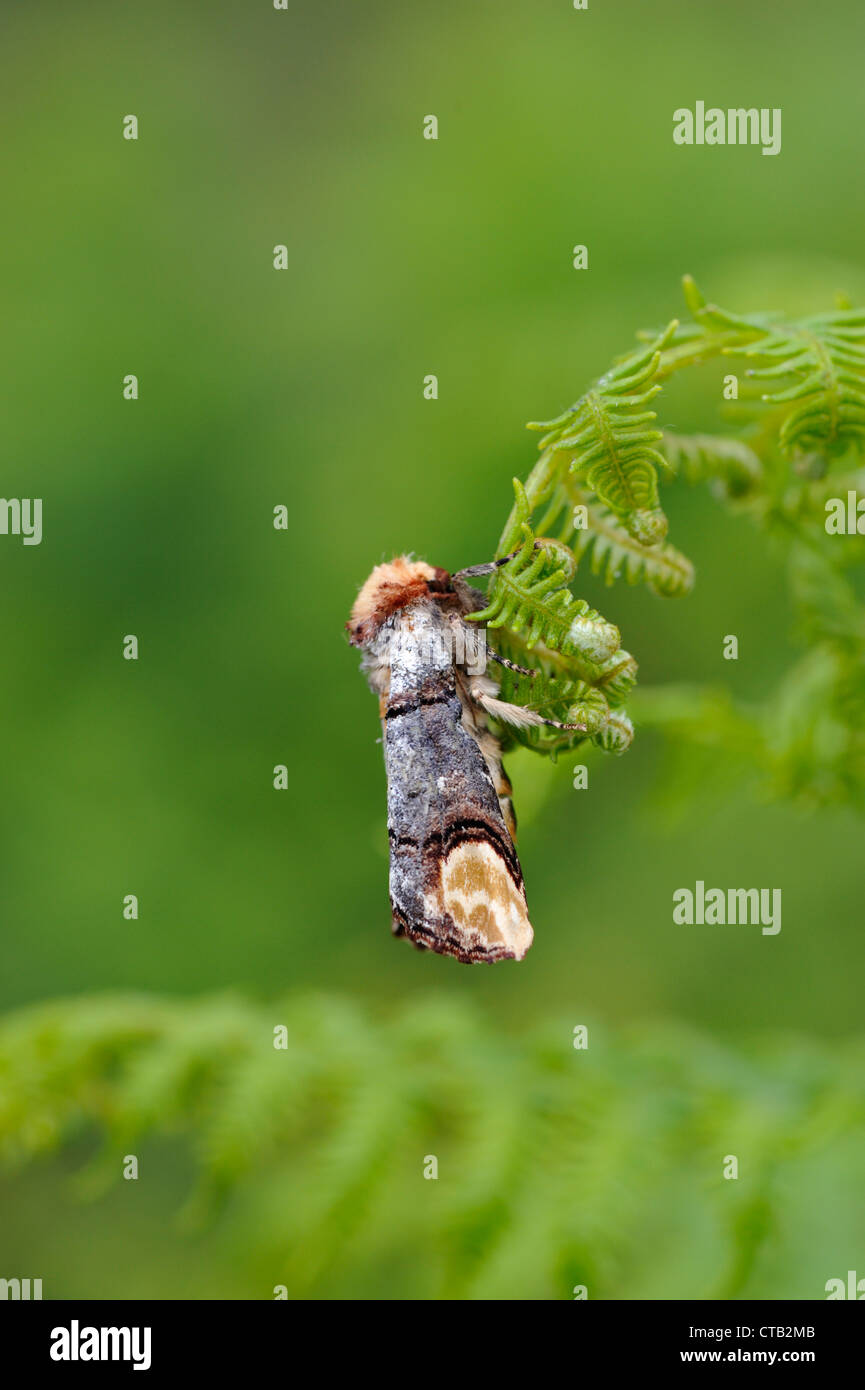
[
  {"x1": 451, "y1": 668, "x2": 518, "y2": 837},
  {"x1": 445, "y1": 612, "x2": 537, "y2": 680},
  {"x1": 486, "y1": 648, "x2": 537, "y2": 678},
  {"x1": 476, "y1": 725, "x2": 518, "y2": 839},
  {"x1": 468, "y1": 679, "x2": 585, "y2": 733}
]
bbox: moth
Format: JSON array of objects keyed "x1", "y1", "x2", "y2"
[{"x1": 347, "y1": 554, "x2": 582, "y2": 964}]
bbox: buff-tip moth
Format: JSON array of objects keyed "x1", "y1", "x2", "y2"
[{"x1": 347, "y1": 554, "x2": 582, "y2": 964}]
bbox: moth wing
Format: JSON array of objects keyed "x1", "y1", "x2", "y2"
[
  {"x1": 385, "y1": 628, "x2": 532, "y2": 964},
  {"x1": 435, "y1": 833, "x2": 534, "y2": 964}
]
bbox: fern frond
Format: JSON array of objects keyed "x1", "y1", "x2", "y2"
[
  {"x1": 487, "y1": 644, "x2": 637, "y2": 758},
  {"x1": 678, "y1": 274, "x2": 775, "y2": 337},
  {"x1": 655, "y1": 279, "x2": 865, "y2": 461},
  {"x1": 561, "y1": 483, "x2": 695, "y2": 596},
  {"x1": 642, "y1": 275, "x2": 771, "y2": 379},
  {"x1": 485, "y1": 276, "x2": 865, "y2": 795},
  {"x1": 491, "y1": 665, "x2": 610, "y2": 753},
  {"x1": 789, "y1": 544, "x2": 865, "y2": 647},
  {"x1": 595, "y1": 709, "x2": 635, "y2": 753},
  {"x1": 737, "y1": 311, "x2": 865, "y2": 458},
  {"x1": 771, "y1": 464, "x2": 865, "y2": 545},
  {"x1": 3, "y1": 992, "x2": 864, "y2": 1300},
  {"x1": 528, "y1": 322, "x2": 678, "y2": 545},
  {"x1": 588, "y1": 647, "x2": 639, "y2": 705},
  {"x1": 469, "y1": 524, "x2": 621, "y2": 665},
  {"x1": 661, "y1": 431, "x2": 763, "y2": 498}
]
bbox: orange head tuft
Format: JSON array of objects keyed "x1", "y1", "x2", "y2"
[{"x1": 346, "y1": 557, "x2": 451, "y2": 647}]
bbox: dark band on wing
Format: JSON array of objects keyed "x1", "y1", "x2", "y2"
[
  {"x1": 390, "y1": 902, "x2": 519, "y2": 964},
  {"x1": 388, "y1": 815, "x2": 522, "y2": 886},
  {"x1": 385, "y1": 691, "x2": 455, "y2": 720}
]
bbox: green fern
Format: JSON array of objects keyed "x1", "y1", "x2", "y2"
[
  {"x1": 559, "y1": 481, "x2": 695, "y2": 595},
  {"x1": 470, "y1": 276, "x2": 865, "y2": 796},
  {"x1": 633, "y1": 545, "x2": 865, "y2": 810},
  {"x1": 527, "y1": 321, "x2": 678, "y2": 546},
  {"x1": 463, "y1": 495, "x2": 638, "y2": 755},
  {"x1": 1, "y1": 992, "x2": 863, "y2": 1300},
  {"x1": 655, "y1": 278, "x2": 865, "y2": 459},
  {"x1": 737, "y1": 311, "x2": 865, "y2": 458},
  {"x1": 468, "y1": 524, "x2": 621, "y2": 664},
  {"x1": 660, "y1": 431, "x2": 763, "y2": 497}
]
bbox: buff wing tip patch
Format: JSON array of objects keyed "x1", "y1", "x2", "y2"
[
  {"x1": 392, "y1": 839, "x2": 533, "y2": 964},
  {"x1": 441, "y1": 840, "x2": 533, "y2": 961}
]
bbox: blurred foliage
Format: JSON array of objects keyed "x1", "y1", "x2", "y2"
[
  {"x1": 634, "y1": 547, "x2": 865, "y2": 811},
  {"x1": 2, "y1": 991, "x2": 864, "y2": 1300}
]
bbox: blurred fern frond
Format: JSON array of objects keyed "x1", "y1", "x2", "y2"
[
  {"x1": 660, "y1": 431, "x2": 763, "y2": 498},
  {"x1": 1, "y1": 992, "x2": 864, "y2": 1300},
  {"x1": 633, "y1": 546, "x2": 865, "y2": 811}
]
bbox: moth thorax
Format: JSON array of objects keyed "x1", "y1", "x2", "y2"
[{"x1": 387, "y1": 604, "x2": 456, "y2": 698}]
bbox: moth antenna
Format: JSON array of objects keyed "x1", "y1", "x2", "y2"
[{"x1": 453, "y1": 542, "x2": 540, "y2": 580}]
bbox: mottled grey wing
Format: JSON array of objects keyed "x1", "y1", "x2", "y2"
[{"x1": 384, "y1": 608, "x2": 533, "y2": 964}]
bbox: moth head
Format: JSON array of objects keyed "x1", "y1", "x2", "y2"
[{"x1": 347, "y1": 556, "x2": 452, "y2": 647}]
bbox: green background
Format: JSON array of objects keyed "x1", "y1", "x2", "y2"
[{"x1": 1, "y1": 0, "x2": 863, "y2": 1298}]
